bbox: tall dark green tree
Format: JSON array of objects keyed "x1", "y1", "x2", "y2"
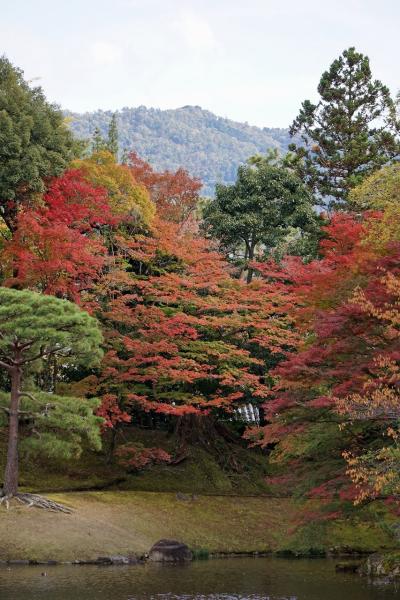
[
  {"x1": 289, "y1": 47, "x2": 400, "y2": 205},
  {"x1": 91, "y1": 126, "x2": 106, "y2": 153},
  {"x1": 202, "y1": 160, "x2": 322, "y2": 282},
  {"x1": 0, "y1": 288, "x2": 103, "y2": 501},
  {"x1": 0, "y1": 56, "x2": 76, "y2": 231},
  {"x1": 107, "y1": 113, "x2": 119, "y2": 158}
]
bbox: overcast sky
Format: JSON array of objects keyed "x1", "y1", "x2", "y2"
[{"x1": 1, "y1": 0, "x2": 399, "y2": 127}]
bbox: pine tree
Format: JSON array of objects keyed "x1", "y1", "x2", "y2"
[
  {"x1": 289, "y1": 47, "x2": 400, "y2": 205},
  {"x1": 91, "y1": 127, "x2": 106, "y2": 153},
  {"x1": 107, "y1": 113, "x2": 119, "y2": 158},
  {"x1": 0, "y1": 288, "x2": 103, "y2": 500}
]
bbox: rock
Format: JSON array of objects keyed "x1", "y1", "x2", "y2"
[
  {"x1": 95, "y1": 557, "x2": 113, "y2": 565},
  {"x1": 109, "y1": 555, "x2": 130, "y2": 565},
  {"x1": 360, "y1": 552, "x2": 400, "y2": 579},
  {"x1": 148, "y1": 539, "x2": 192, "y2": 562},
  {"x1": 7, "y1": 560, "x2": 29, "y2": 565},
  {"x1": 95, "y1": 555, "x2": 136, "y2": 565},
  {"x1": 335, "y1": 562, "x2": 360, "y2": 573}
]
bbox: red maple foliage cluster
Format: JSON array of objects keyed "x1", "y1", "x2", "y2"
[{"x1": 2, "y1": 170, "x2": 116, "y2": 303}]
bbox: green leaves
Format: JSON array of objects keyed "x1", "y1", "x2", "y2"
[
  {"x1": 0, "y1": 391, "x2": 102, "y2": 460},
  {"x1": 202, "y1": 159, "x2": 321, "y2": 276},
  {"x1": 0, "y1": 287, "x2": 103, "y2": 368},
  {"x1": 290, "y1": 47, "x2": 400, "y2": 205},
  {"x1": 0, "y1": 56, "x2": 75, "y2": 231}
]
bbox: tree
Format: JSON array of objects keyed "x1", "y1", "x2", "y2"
[
  {"x1": 0, "y1": 287, "x2": 103, "y2": 503},
  {"x1": 73, "y1": 151, "x2": 155, "y2": 226},
  {"x1": 245, "y1": 209, "x2": 400, "y2": 504},
  {"x1": 289, "y1": 47, "x2": 400, "y2": 205},
  {"x1": 202, "y1": 160, "x2": 321, "y2": 282},
  {"x1": 336, "y1": 277, "x2": 400, "y2": 502},
  {"x1": 91, "y1": 127, "x2": 106, "y2": 153},
  {"x1": 128, "y1": 151, "x2": 202, "y2": 225},
  {"x1": 349, "y1": 163, "x2": 400, "y2": 210},
  {"x1": 107, "y1": 113, "x2": 119, "y2": 158},
  {"x1": 0, "y1": 56, "x2": 76, "y2": 231},
  {"x1": 2, "y1": 170, "x2": 114, "y2": 303},
  {"x1": 88, "y1": 216, "x2": 297, "y2": 458}
]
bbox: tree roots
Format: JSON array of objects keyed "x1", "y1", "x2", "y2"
[{"x1": 0, "y1": 492, "x2": 72, "y2": 513}]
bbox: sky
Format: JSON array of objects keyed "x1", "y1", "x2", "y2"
[{"x1": 1, "y1": 0, "x2": 399, "y2": 128}]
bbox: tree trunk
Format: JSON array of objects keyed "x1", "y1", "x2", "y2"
[
  {"x1": 246, "y1": 244, "x2": 255, "y2": 284},
  {"x1": 107, "y1": 428, "x2": 117, "y2": 465},
  {"x1": 3, "y1": 366, "x2": 21, "y2": 496}
]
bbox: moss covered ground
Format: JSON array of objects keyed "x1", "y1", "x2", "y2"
[
  {"x1": 0, "y1": 427, "x2": 399, "y2": 561},
  {"x1": 0, "y1": 491, "x2": 397, "y2": 562}
]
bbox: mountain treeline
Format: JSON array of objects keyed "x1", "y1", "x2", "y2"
[{"x1": 66, "y1": 105, "x2": 292, "y2": 196}]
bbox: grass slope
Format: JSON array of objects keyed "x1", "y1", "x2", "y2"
[{"x1": 0, "y1": 492, "x2": 396, "y2": 562}]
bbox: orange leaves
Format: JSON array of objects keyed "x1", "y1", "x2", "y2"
[
  {"x1": 128, "y1": 152, "x2": 201, "y2": 225},
  {"x1": 97, "y1": 215, "x2": 296, "y2": 419}
]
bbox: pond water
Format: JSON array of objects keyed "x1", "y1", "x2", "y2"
[{"x1": 0, "y1": 557, "x2": 399, "y2": 600}]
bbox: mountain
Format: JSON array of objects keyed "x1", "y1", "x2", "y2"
[{"x1": 66, "y1": 105, "x2": 292, "y2": 196}]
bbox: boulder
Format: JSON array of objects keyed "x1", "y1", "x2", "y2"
[
  {"x1": 95, "y1": 555, "x2": 137, "y2": 565},
  {"x1": 148, "y1": 539, "x2": 192, "y2": 562},
  {"x1": 360, "y1": 552, "x2": 400, "y2": 579},
  {"x1": 335, "y1": 562, "x2": 360, "y2": 573}
]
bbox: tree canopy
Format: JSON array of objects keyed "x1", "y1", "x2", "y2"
[
  {"x1": 289, "y1": 47, "x2": 400, "y2": 205},
  {"x1": 0, "y1": 287, "x2": 103, "y2": 499},
  {"x1": 0, "y1": 56, "x2": 76, "y2": 231},
  {"x1": 202, "y1": 159, "x2": 322, "y2": 281}
]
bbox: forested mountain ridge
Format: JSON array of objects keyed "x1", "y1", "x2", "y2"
[{"x1": 66, "y1": 105, "x2": 292, "y2": 195}]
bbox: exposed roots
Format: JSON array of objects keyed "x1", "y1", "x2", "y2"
[{"x1": 0, "y1": 492, "x2": 72, "y2": 513}]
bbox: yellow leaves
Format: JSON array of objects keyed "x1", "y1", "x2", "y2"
[
  {"x1": 349, "y1": 164, "x2": 400, "y2": 210},
  {"x1": 363, "y1": 203, "x2": 400, "y2": 253},
  {"x1": 348, "y1": 165, "x2": 400, "y2": 253},
  {"x1": 343, "y1": 446, "x2": 400, "y2": 504},
  {"x1": 73, "y1": 151, "x2": 155, "y2": 226}
]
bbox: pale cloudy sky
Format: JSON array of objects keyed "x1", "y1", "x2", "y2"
[{"x1": 1, "y1": 0, "x2": 399, "y2": 127}]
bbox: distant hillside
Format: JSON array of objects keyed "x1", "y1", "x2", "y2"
[{"x1": 66, "y1": 105, "x2": 292, "y2": 196}]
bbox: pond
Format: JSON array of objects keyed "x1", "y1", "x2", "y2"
[{"x1": 0, "y1": 557, "x2": 399, "y2": 600}]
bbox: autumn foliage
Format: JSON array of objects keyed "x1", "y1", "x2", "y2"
[
  {"x1": 95, "y1": 216, "x2": 297, "y2": 423},
  {"x1": 2, "y1": 134, "x2": 400, "y2": 499},
  {"x1": 246, "y1": 206, "x2": 400, "y2": 503},
  {"x1": 128, "y1": 151, "x2": 201, "y2": 225},
  {"x1": 2, "y1": 170, "x2": 114, "y2": 302}
]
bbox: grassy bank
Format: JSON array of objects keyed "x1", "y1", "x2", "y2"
[
  {"x1": 0, "y1": 428, "x2": 272, "y2": 496},
  {"x1": 0, "y1": 491, "x2": 397, "y2": 562},
  {"x1": 0, "y1": 428, "x2": 399, "y2": 561}
]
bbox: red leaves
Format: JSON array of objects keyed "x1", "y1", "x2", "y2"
[
  {"x1": 96, "y1": 394, "x2": 131, "y2": 430},
  {"x1": 128, "y1": 152, "x2": 202, "y2": 225},
  {"x1": 97, "y1": 216, "x2": 296, "y2": 419},
  {"x1": 248, "y1": 209, "x2": 400, "y2": 502},
  {"x1": 116, "y1": 443, "x2": 171, "y2": 472},
  {"x1": 3, "y1": 170, "x2": 115, "y2": 303}
]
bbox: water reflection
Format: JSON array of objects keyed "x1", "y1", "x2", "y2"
[{"x1": 0, "y1": 557, "x2": 399, "y2": 600}]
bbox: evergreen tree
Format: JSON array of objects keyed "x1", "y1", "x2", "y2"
[
  {"x1": 107, "y1": 113, "x2": 119, "y2": 158},
  {"x1": 202, "y1": 160, "x2": 322, "y2": 282},
  {"x1": 289, "y1": 47, "x2": 400, "y2": 205},
  {"x1": 0, "y1": 288, "x2": 103, "y2": 499},
  {"x1": 0, "y1": 56, "x2": 76, "y2": 232},
  {"x1": 91, "y1": 126, "x2": 106, "y2": 153}
]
